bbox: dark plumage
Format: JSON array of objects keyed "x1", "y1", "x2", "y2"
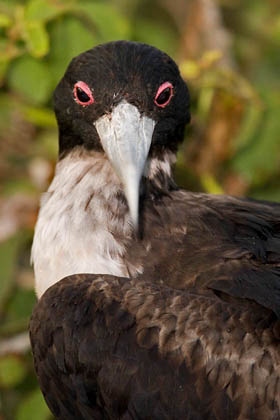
[
  {"x1": 54, "y1": 41, "x2": 190, "y2": 158},
  {"x1": 30, "y1": 41, "x2": 280, "y2": 419}
]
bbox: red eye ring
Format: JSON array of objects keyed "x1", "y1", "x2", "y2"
[
  {"x1": 74, "y1": 81, "x2": 94, "y2": 106},
  {"x1": 154, "y1": 82, "x2": 173, "y2": 108}
]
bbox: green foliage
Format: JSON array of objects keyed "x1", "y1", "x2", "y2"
[
  {"x1": 8, "y1": 56, "x2": 52, "y2": 104},
  {"x1": 25, "y1": 0, "x2": 66, "y2": 22},
  {"x1": 0, "y1": 0, "x2": 280, "y2": 418},
  {"x1": 48, "y1": 15, "x2": 96, "y2": 85},
  {"x1": 75, "y1": 2, "x2": 131, "y2": 41},
  {"x1": 16, "y1": 389, "x2": 51, "y2": 420},
  {"x1": 233, "y1": 90, "x2": 280, "y2": 186},
  {"x1": 0, "y1": 355, "x2": 27, "y2": 388},
  {"x1": 0, "y1": 235, "x2": 21, "y2": 308},
  {"x1": 24, "y1": 21, "x2": 49, "y2": 57}
]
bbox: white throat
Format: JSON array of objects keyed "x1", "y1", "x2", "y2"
[
  {"x1": 32, "y1": 149, "x2": 174, "y2": 298},
  {"x1": 31, "y1": 150, "x2": 137, "y2": 298}
]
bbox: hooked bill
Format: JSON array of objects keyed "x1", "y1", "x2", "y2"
[{"x1": 94, "y1": 100, "x2": 156, "y2": 227}]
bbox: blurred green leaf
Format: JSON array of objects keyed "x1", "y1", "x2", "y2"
[
  {"x1": 0, "y1": 94, "x2": 18, "y2": 132},
  {"x1": 76, "y1": 2, "x2": 131, "y2": 42},
  {"x1": 200, "y1": 174, "x2": 224, "y2": 194},
  {"x1": 0, "y1": 317, "x2": 30, "y2": 336},
  {"x1": 24, "y1": 21, "x2": 49, "y2": 57},
  {"x1": 180, "y1": 60, "x2": 200, "y2": 79},
  {"x1": 6, "y1": 288, "x2": 36, "y2": 322},
  {"x1": 233, "y1": 103, "x2": 263, "y2": 150},
  {"x1": 2, "y1": 179, "x2": 36, "y2": 195},
  {"x1": 25, "y1": 0, "x2": 67, "y2": 22},
  {"x1": 21, "y1": 106, "x2": 56, "y2": 127},
  {"x1": 0, "y1": 236, "x2": 20, "y2": 309},
  {"x1": 271, "y1": 16, "x2": 280, "y2": 43},
  {"x1": 232, "y1": 91, "x2": 280, "y2": 185},
  {"x1": 197, "y1": 87, "x2": 215, "y2": 122},
  {"x1": 0, "y1": 13, "x2": 12, "y2": 27},
  {"x1": 0, "y1": 355, "x2": 26, "y2": 388},
  {"x1": 16, "y1": 388, "x2": 51, "y2": 420},
  {"x1": 0, "y1": 58, "x2": 10, "y2": 82},
  {"x1": 0, "y1": 40, "x2": 10, "y2": 81},
  {"x1": 133, "y1": 19, "x2": 176, "y2": 56},
  {"x1": 8, "y1": 56, "x2": 52, "y2": 104},
  {"x1": 48, "y1": 16, "x2": 96, "y2": 85},
  {"x1": 251, "y1": 185, "x2": 280, "y2": 202}
]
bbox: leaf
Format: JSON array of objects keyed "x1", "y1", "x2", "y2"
[
  {"x1": 25, "y1": 0, "x2": 67, "y2": 22},
  {"x1": 201, "y1": 50, "x2": 223, "y2": 68},
  {"x1": 200, "y1": 173, "x2": 224, "y2": 194},
  {"x1": 6, "y1": 288, "x2": 36, "y2": 323},
  {"x1": 16, "y1": 389, "x2": 51, "y2": 420},
  {"x1": 75, "y1": 2, "x2": 130, "y2": 42},
  {"x1": 48, "y1": 16, "x2": 96, "y2": 85},
  {"x1": 0, "y1": 13, "x2": 12, "y2": 27},
  {"x1": 232, "y1": 91, "x2": 280, "y2": 185},
  {"x1": 2, "y1": 179, "x2": 36, "y2": 195},
  {"x1": 180, "y1": 60, "x2": 200, "y2": 79},
  {"x1": 0, "y1": 40, "x2": 12, "y2": 81},
  {"x1": 271, "y1": 16, "x2": 280, "y2": 43},
  {"x1": 24, "y1": 21, "x2": 49, "y2": 57},
  {"x1": 8, "y1": 56, "x2": 52, "y2": 104},
  {"x1": 197, "y1": 87, "x2": 215, "y2": 122},
  {"x1": 0, "y1": 355, "x2": 26, "y2": 388},
  {"x1": 0, "y1": 58, "x2": 10, "y2": 82},
  {"x1": 133, "y1": 19, "x2": 176, "y2": 57},
  {"x1": 233, "y1": 103, "x2": 263, "y2": 151},
  {"x1": 251, "y1": 186, "x2": 280, "y2": 202},
  {"x1": 21, "y1": 105, "x2": 56, "y2": 127},
  {"x1": 0, "y1": 235, "x2": 20, "y2": 309}
]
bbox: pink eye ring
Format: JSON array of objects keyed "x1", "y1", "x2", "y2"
[
  {"x1": 74, "y1": 81, "x2": 94, "y2": 106},
  {"x1": 154, "y1": 82, "x2": 173, "y2": 108}
]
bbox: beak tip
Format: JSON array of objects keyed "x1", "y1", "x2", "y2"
[
  {"x1": 132, "y1": 216, "x2": 139, "y2": 231},
  {"x1": 123, "y1": 174, "x2": 140, "y2": 233},
  {"x1": 130, "y1": 214, "x2": 139, "y2": 238},
  {"x1": 129, "y1": 206, "x2": 139, "y2": 231}
]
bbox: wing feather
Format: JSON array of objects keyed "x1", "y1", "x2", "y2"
[{"x1": 30, "y1": 273, "x2": 280, "y2": 419}]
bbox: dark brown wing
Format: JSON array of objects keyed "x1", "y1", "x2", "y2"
[
  {"x1": 30, "y1": 273, "x2": 280, "y2": 420},
  {"x1": 129, "y1": 191, "x2": 280, "y2": 316}
]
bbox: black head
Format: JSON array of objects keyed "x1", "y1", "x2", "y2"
[{"x1": 53, "y1": 41, "x2": 191, "y2": 159}]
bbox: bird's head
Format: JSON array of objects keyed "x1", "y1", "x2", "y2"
[{"x1": 53, "y1": 41, "x2": 190, "y2": 227}]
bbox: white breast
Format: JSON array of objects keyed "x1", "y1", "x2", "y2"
[{"x1": 31, "y1": 151, "x2": 135, "y2": 298}]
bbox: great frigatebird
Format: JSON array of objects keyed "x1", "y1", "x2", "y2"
[{"x1": 30, "y1": 41, "x2": 280, "y2": 420}]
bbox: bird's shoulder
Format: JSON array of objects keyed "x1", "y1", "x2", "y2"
[
  {"x1": 132, "y1": 190, "x2": 280, "y2": 316},
  {"x1": 142, "y1": 189, "x2": 280, "y2": 240}
]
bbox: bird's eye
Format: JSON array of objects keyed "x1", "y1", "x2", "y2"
[
  {"x1": 154, "y1": 82, "x2": 173, "y2": 108},
  {"x1": 74, "y1": 81, "x2": 94, "y2": 106}
]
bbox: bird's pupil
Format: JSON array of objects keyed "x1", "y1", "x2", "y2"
[
  {"x1": 156, "y1": 88, "x2": 171, "y2": 105},
  {"x1": 77, "y1": 87, "x2": 90, "y2": 103}
]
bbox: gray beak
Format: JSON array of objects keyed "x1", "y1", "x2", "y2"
[{"x1": 94, "y1": 100, "x2": 155, "y2": 228}]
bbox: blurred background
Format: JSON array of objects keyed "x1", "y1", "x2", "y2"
[{"x1": 0, "y1": 0, "x2": 280, "y2": 418}]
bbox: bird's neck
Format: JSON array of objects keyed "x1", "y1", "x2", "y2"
[
  {"x1": 32, "y1": 147, "x2": 176, "y2": 297},
  {"x1": 55, "y1": 147, "x2": 177, "y2": 204}
]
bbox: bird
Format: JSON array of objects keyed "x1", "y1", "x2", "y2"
[{"x1": 29, "y1": 40, "x2": 280, "y2": 420}]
